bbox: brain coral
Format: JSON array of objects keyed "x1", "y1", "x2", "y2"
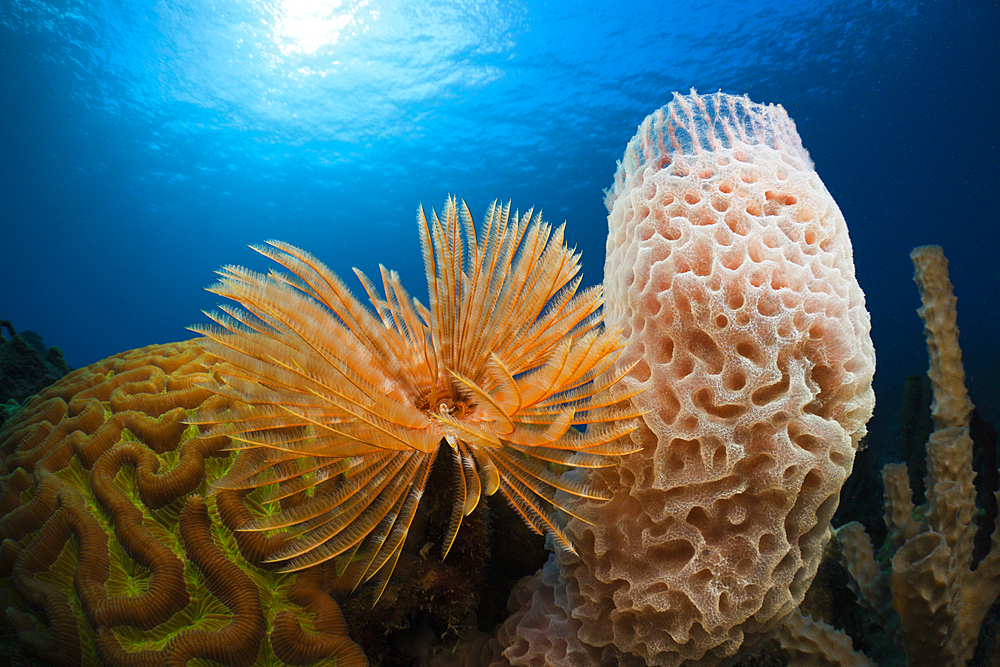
[
  {"x1": 518, "y1": 91, "x2": 875, "y2": 667},
  {"x1": 0, "y1": 340, "x2": 368, "y2": 666}
]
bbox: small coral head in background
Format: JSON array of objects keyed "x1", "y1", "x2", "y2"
[{"x1": 191, "y1": 196, "x2": 642, "y2": 598}]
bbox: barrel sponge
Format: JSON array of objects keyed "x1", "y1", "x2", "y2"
[{"x1": 562, "y1": 91, "x2": 875, "y2": 666}]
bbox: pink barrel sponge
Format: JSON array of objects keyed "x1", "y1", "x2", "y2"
[
  {"x1": 557, "y1": 91, "x2": 876, "y2": 666},
  {"x1": 604, "y1": 90, "x2": 875, "y2": 456}
]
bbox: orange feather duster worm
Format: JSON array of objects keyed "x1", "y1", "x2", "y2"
[{"x1": 191, "y1": 197, "x2": 641, "y2": 598}]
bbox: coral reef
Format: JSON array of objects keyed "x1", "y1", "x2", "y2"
[
  {"x1": 0, "y1": 320, "x2": 71, "y2": 428},
  {"x1": 0, "y1": 340, "x2": 368, "y2": 666},
  {"x1": 830, "y1": 245, "x2": 1000, "y2": 667},
  {"x1": 0, "y1": 197, "x2": 637, "y2": 667},
  {"x1": 487, "y1": 90, "x2": 875, "y2": 667}
]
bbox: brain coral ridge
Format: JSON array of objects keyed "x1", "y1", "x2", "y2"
[
  {"x1": 492, "y1": 90, "x2": 875, "y2": 667},
  {"x1": 0, "y1": 340, "x2": 368, "y2": 666}
]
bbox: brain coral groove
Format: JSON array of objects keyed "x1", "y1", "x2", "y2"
[
  {"x1": 88, "y1": 441, "x2": 191, "y2": 629},
  {"x1": 269, "y1": 567, "x2": 371, "y2": 665},
  {"x1": 0, "y1": 340, "x2": 368, "y2": 666},
  {"x1": 169, "y1": 494, "x2": 265, "y2": 667}
]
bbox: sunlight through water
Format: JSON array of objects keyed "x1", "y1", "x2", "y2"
[{"x1": 272, "y1": 0, "x2": 376, "y2": 56}]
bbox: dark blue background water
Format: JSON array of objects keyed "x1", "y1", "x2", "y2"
[{"x1": 2, "y1": 0, "x2": 998, "y2": 460}]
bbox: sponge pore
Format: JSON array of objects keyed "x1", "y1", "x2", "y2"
[{"x1": 563, "y1": 91, "x2": 875, "y2": 666}]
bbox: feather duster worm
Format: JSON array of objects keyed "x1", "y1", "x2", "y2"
[{"x1": 191, "y1": 197, "x2": 642, "y2": 598}]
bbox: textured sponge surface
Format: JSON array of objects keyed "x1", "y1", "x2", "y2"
[
  {"x1": 561, "y1": 92, "x2": 875, "y2": 667},
  {"x1": 603, "y1": 92, "x2": 873, "y2": 451}
]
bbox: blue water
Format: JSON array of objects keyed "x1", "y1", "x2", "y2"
[{"x1": 2, "y1": 0, "x2": 998, "y2": 457}]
